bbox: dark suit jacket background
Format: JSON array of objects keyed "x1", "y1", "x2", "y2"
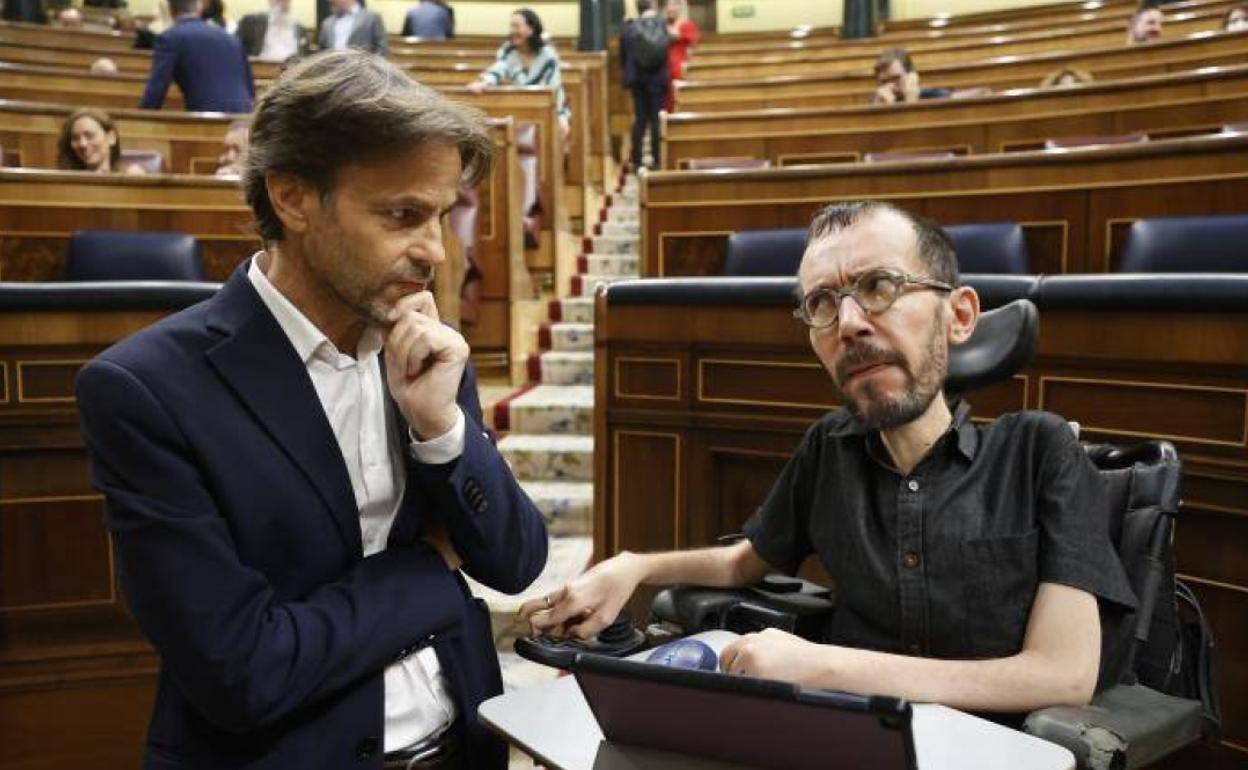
[
  {"x1": 139, "y1": 17, "x2": 255, "y2": 112},
  {"x1": 317, "y1": 8, "x2": 388, "y2": 55},
  {"x1": 235, "y1": 13, "x2": 311, "y2": 58},
  {"x1": 76, "y1": 266, "x2": 548, "y2": 769}
]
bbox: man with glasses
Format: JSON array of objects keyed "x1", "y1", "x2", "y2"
[{"x1": 521, "y1": 201, "x2": 1135, "y2": 715}]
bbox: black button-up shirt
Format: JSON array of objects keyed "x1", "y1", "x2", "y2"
[{"x1": 744, "y1": 401, "x2": 1136, "y2": 663}]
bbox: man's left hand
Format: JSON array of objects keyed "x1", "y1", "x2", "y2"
[
  {"x1": 384, "y1": 291, "x2": 469, "y2": 440},
  {"x1": 719, "y1": 627, "x2": 832, "y2": 684}
]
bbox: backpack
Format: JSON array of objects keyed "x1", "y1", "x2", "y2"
[{"x1": 628, "y1": 16, "x2": 669, "y2": 72}]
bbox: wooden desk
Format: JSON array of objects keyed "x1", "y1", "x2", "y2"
[
  {"x1": 675, "y1": 30, "x2": 1248, "y2": 111},
  {"x1": 663, "y1": 67, "x2": 1248, "y2": 169},
  {"x1": 639, "y1": 133, "x2": 1248, "y2": 277}
]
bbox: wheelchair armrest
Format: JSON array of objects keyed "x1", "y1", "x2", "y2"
[
  {"x1": 1023, "y1": 683, "x2": 1205, "y2": 770},
  {"x1": 650, "y1": 577, "x2": 835, "y2": 641}
]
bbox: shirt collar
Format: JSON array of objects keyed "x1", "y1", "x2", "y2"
[
  {"x1": 246, "y1": 253, "x2": 383, "y2": 367},
  {"x1": 827, "y1": 396, "x2": 979, "y2": 460},
  {"x1": 335, "y1": 3, "x2": 359, "y2": 18}
]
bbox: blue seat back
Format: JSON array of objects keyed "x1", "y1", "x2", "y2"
[
  {"x1": 1118, "y1": 215, "x2": 1248, "y2": 273},
  {"x1": 946, "y1": 222, "x2": 1030, "y2": 274},
  {"x1": 722, "y1": 222, "x2": 1030, "y2": 276},
  {"x1": 65, "y1": 230, "x2": 205, "y2": 281}
]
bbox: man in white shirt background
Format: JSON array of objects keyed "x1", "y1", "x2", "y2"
[{"x1": 236, "y1": 0, "x2": 310, "y2": 62}]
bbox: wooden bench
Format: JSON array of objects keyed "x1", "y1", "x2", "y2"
[
  {"x1": 639, "y1": 132, "x2": 1248, "y2": 276},
  {"x1": 592, "y1": 274, "x2": 1248, "y2": 764},
  {"x1": 663, "y1": 65, "x2": 1248, "y2": 169},
  {"x1": 676, "y1": 29, "x2": 1248, "y2": 110}
]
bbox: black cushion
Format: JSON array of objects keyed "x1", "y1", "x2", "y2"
[
  {"x1": 1037, "y1": 274, "x2": 1248, "y2": 312},
  {"x1": 66, "y1": 230, "x2": 205, "y2": 281},
  {"x1": 1118, "y1": 215, "x2": 1248, "y2": 273},
  {"x1": 946, "y1": 222, "x2": 1030, "y2": 274},
  {"x1": 722, "y1": 228, "x2": 806, "y2": 276},
  {"x1": 0, "y1": 281, "x2": 220, "y2": 311}
]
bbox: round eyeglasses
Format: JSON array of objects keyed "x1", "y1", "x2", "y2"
[{"x1": 794, "y1": 268, "x2": 953, "y2": 330}]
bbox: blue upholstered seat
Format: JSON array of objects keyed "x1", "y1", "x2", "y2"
[
  {"x1": 1117, "y1": 215, "x2": 1248, "y2": 273},
  {"x1": 65, "y1": 230, "x2": 205, "y2": 281},
  {"x1": 721, "y1": 222, "x2": 1030, "y2": 276}
]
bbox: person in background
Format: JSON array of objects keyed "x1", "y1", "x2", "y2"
[
  {"x1": 402, "y1": 0, "x2": 453, "y2": 39},
  {"x1": 56, "y1": 6, "x2": 84, "y2": 27},
  {"x1": 1223, "y1": 3, "x2": 1248, "y2": 31},
  {"x1": 1039, "y1": 66, "x2": 1094, "y2": 89},
  {"x1": 57, "y1": 108, "x2": 146, "y2": 175},
  {"x1": 871, "y1": 48, "x2": 950, "y2": 104},
  {"x1": 139, "y1": 0, "x2": 255, "y2": 112},
  {"x1": 467, "y1": 8, "x2": 570, "y2": 141},
  {"x1": 318, "y1": 0, "x2": 389, "y2": 55},
  {"x1": 236, "y1": 0, "x2": 310, "y2": 62},
  {"x1": 663, "y1": 0, "x2": 699, "y2": 112},
  {"x1": 201, "y1": 0, "x2": 235, "y2": 32},
  {"x1": 215, "y1": 119, "x2": 250, "y2": 176},
  {"x1": 1126, "y1": 3, "x2": 1164, "y2": 44},
  {"x1": 620, "y1": 0, "x2": 669, "y2": 169}
]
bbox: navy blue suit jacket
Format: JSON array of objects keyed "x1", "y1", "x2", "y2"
[
  {"x1": 76, "y1": 267, "x2": 548, "y2": 769},
  {"x1": 139, "y1": 17, "x2": 255, "y2": 112}
]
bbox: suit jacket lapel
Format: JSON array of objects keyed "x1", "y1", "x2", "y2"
[
  {"x1": 349, "y1": 10, "x2": 368, "y2": 42},
  {"x1": 204, "y1": 267, "x2": 364, "y2": 556}
]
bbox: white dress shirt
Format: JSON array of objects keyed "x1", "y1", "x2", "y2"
[
  {"x1": 247, "y1": 254, "x2": 463, "y2": 752},
  {"x1": 330, "y1": 3, "x2": 359, "y2": 50},
  {"x1": 258, "y1": 11, "x2": 299, "y2": 62}
]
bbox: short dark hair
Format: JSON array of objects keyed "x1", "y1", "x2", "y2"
[
  {"x1": 169, "y1": 0, "x2": 200, "y2": 16},
  {"x1": 513, "y1": 7, "x2": 545, "y2": 52},
  {"x1": 636, "y1": 0, "x2": 654, "y2": 12},
  {"x1": 806, "y1": 201, "x2": 959, "y2": 286},
  {"x1": 874, "y1": 48, "x2": 915, "y2": 76},
  {"x1": 242, "y1": 49, "x2": 494, "y2": 244},
  {"x1": 57, "y1": 107, "x2": 122, "y2": 171}
]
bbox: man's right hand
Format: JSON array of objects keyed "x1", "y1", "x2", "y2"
[
  {"x1": 465, "y1": 79, "x2": 489, "y2": 94},
  {"x1": 518, "y1": 552, "x2": 645, "y2": 639}
]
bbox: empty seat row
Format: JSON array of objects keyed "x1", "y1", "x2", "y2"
[{"x1": 722, "y1": 215, "x2": 1248, "y2": 277}]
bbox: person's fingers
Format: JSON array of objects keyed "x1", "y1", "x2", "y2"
[
  {"x1": 564, "y1": 611, "x2": 608, "y2": 640},
  {"x1": 389, "y1": 290, "x2": 439, "y2": 325},
  {"x1": 518, "y1": 585, "x2": 567, "y2": 621}
]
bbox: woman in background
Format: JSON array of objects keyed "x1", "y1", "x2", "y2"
[
  {"x1": 664, "y1": 0, "x2": 699, "y2": 111},
  {"x1": 467, "y1": 7, "x2": 570, "y2": 140},
  {"x1": 57, "y1": 108, "x2": 145, "y2": 175}
]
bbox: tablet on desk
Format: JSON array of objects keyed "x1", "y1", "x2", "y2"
[{"x1": 570, "y1": 651, "x2": 917, "y2": 770}]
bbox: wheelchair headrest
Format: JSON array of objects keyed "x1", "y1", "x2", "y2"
[{"x1": 945, "y1": 298, "x2": 1039, "y2": 395}]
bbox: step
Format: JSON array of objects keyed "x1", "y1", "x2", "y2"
[
  {"x1": 571, "y1": 273, "x2": 633, "y2": 298},
  {"x1": 499, "y1": 434, "x2": 594, "y2": 482},
  {"x1": 603, "y1": 207, "x2": 639, "y2": 223},
  {"x1": 583, "y1": 235, "x2": 638, "y2": 256},
  {"x1": 538, "y1": 322, "x2": 593, "y2": 352},
  {"x1": 548, "y1": 296, "x2": 594, "y2": 324},
  {"x1": 521, "y1": 480, "x2": 593, "y2": 535},
  {"x1": 577, "y1": 253, "x2": 639, "y2": 277},
  {"x1": 467, "y1": 535, "x2": 593, "y2": 616},
  {"x1": 528, "y1": 351, "x2": 594, "y2": 385},
  {"x1": 506, "y1": 385, "x2": 594, "y2": 435},
  {"x1": 596, "y1": 220, "x2": 639, "y2": 237}
]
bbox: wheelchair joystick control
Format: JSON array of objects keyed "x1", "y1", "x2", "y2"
[{"x1": 514, "y1": 611, "x2": 647, "y2": 669}]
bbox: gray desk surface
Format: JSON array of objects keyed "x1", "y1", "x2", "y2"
[{"x1": 479, "y1": 631, "x2": 1076, "y2": 770}]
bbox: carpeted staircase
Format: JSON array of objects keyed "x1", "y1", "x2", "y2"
[{"x1": 469, "y1": 169, "x2": 641, "y2": 692}]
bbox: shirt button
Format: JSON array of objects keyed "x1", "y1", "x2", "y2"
[
  {"x1": 902, "y1": 551, "x2": 920, "y2": 568},
  {"x1": 907, "y1": 480, "x2": 919, "y2": 492}
]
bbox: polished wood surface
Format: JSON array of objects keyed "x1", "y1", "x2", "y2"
[
  {"x1": 640, "y1": 133, "x2": 1248, "y2": 277},
  {"x1": 664, "y1": 68, "x2": 1248, "y2": 169},
  {"x1": 675, "y1": 30, "x2": 1248, "y2": 110},
  {"x1": 593, "y1": 285, "x2": 1248, "y2": 765}
]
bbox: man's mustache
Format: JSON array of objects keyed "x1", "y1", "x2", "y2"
[{"x1": 835, "y1": 343, "x2": 906, "y2": 384}]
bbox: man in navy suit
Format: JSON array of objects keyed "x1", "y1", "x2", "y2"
[
  {"x1": 139, "y1": 0, "x2": 255, "y2": 112},
  {"x1": 79, "y1": 50, "x2": 548, "y2": 769}
]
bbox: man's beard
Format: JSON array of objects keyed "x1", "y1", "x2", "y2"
[{"x1": 833, "y1": 311, "x2": 947, "y2": 431}]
